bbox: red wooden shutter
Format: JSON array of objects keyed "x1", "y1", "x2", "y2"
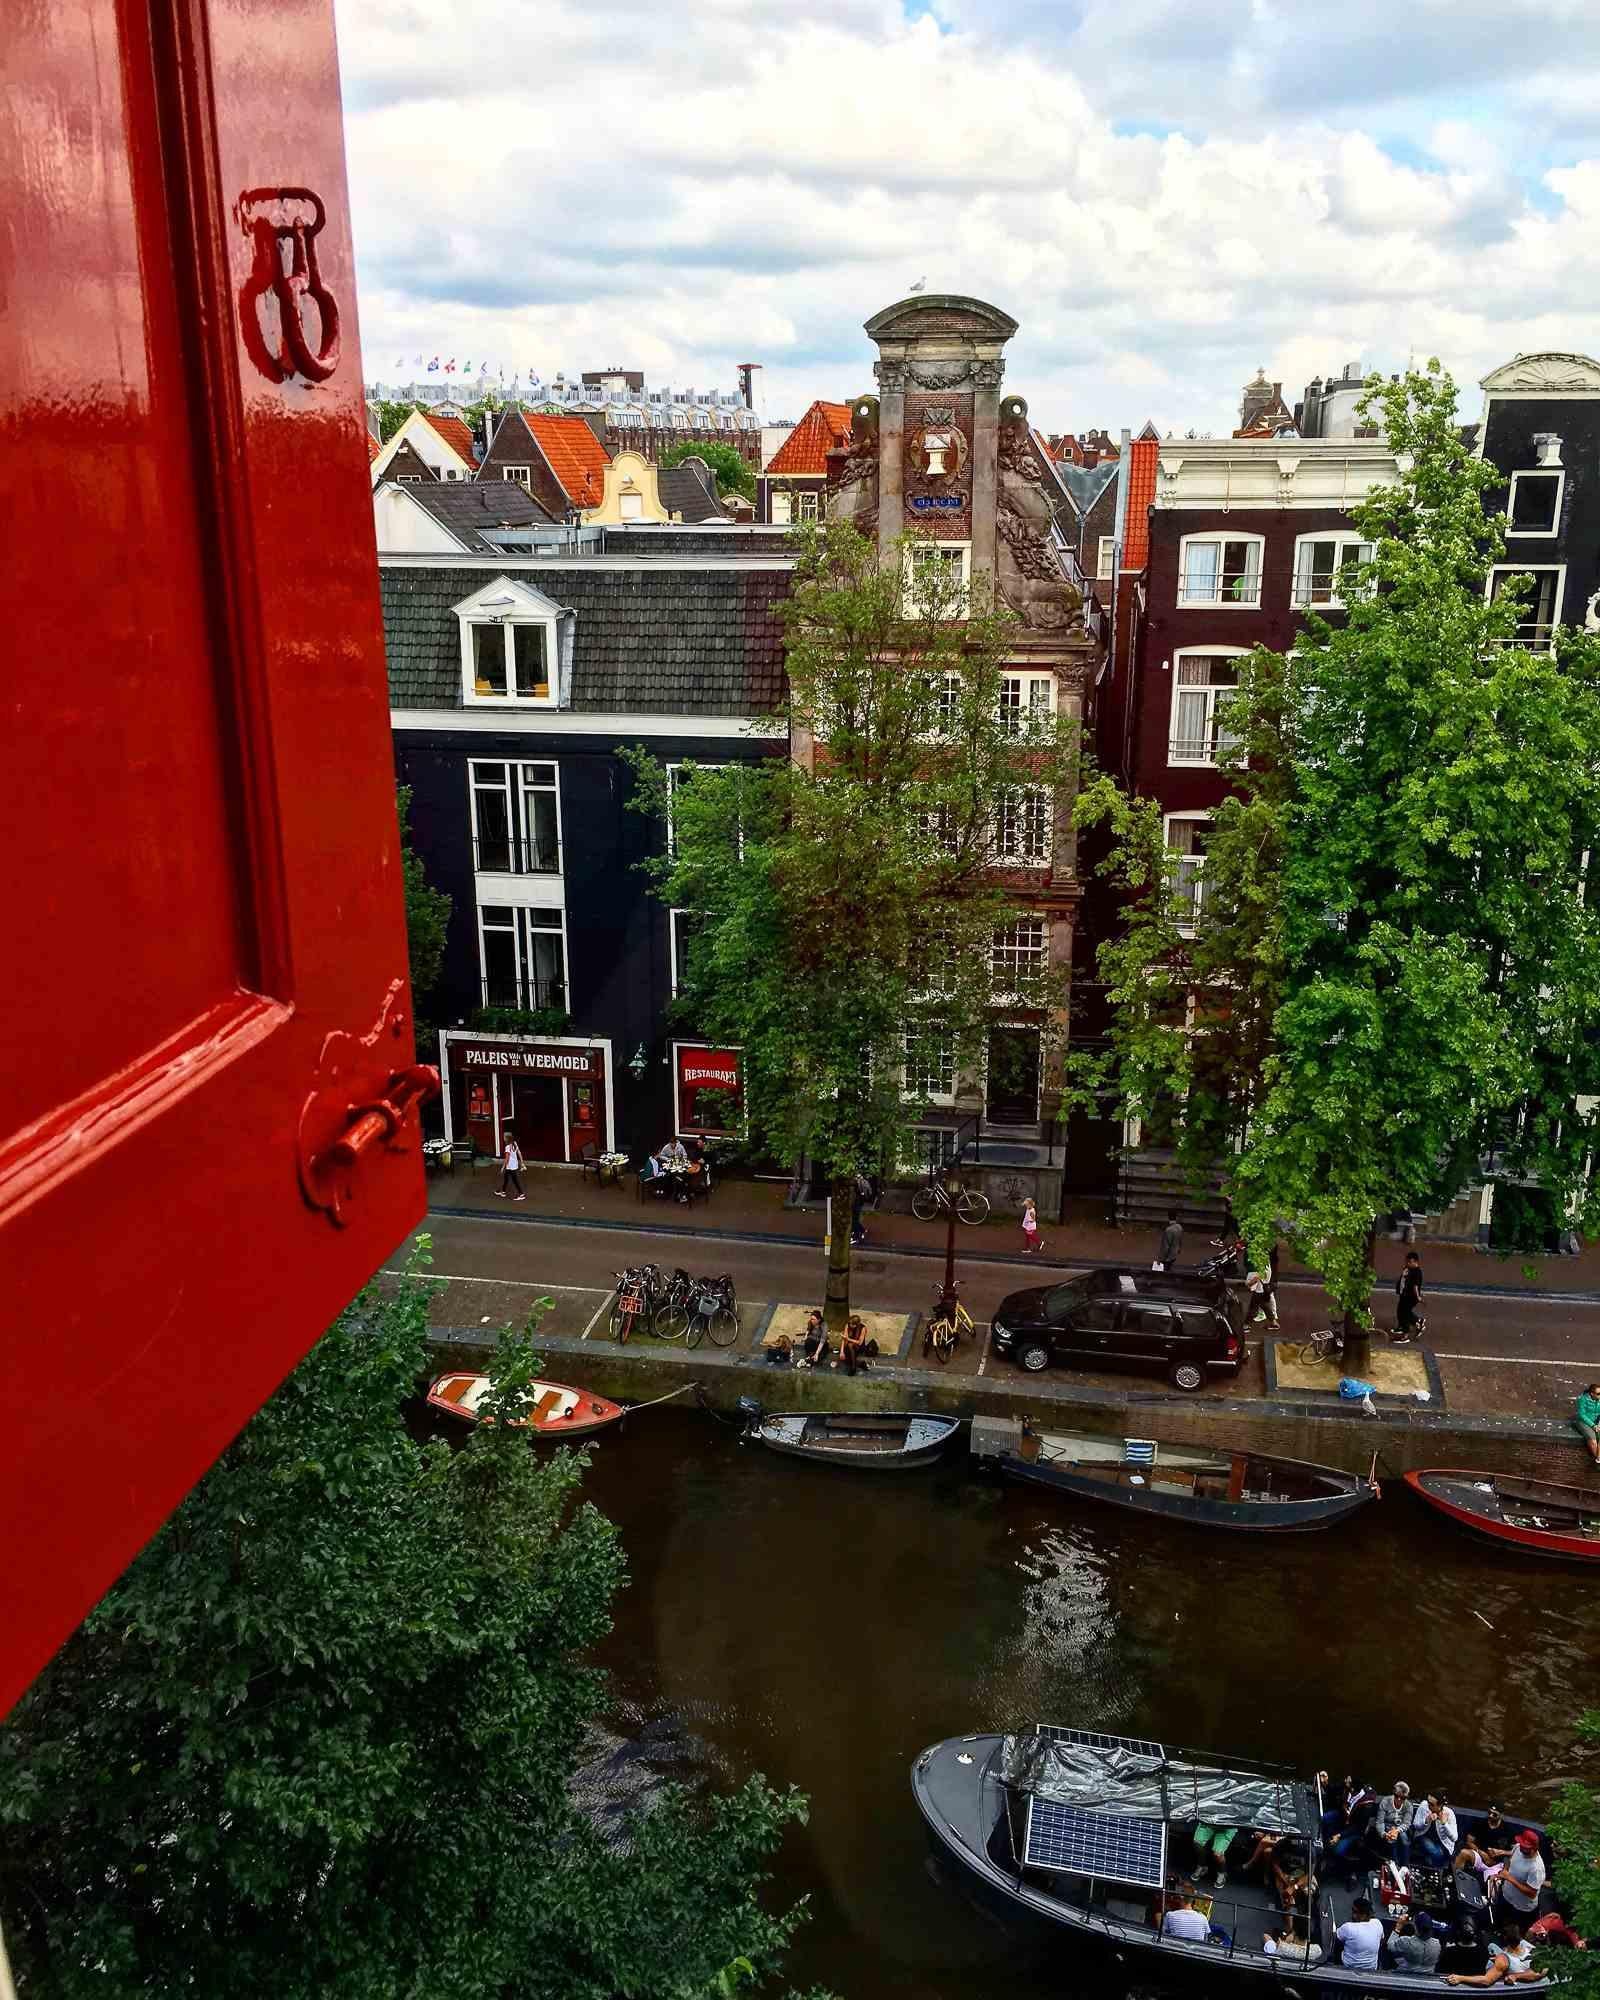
[{"x1": 1, "y1": 0, "x2": 428, "y2": 1713}]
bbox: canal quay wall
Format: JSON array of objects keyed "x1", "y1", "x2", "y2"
[{"x1": 426, "y1": 1327, "x2": 1588, "y2": 1484}]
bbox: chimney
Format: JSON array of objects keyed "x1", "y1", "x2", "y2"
[{"x1": 1120, "y1": 428, "x2": 1131, "y2": 448}]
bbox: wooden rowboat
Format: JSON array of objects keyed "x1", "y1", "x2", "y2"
[
  {"x1": 1405, "y1": 1467, "x2": 1600, "y2": 1561},
  {"x1": 425, "y1": 1372, "x2": 624, "y2": 1438},
  {"x1": 748, "y1": 1409, "x2": 961, "y2": 1470},
  {"x1": 999, "y1": 1426, "x2": 1378, "y2": 1532}
]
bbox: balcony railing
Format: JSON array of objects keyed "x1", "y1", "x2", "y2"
[
  {"x1": 1178, "y1": 570, "x2": 1261, "y2": 607},
  {"x1": 1168, "y1": 731, "x2": 1240, "y2": 766},
  {"x1": 480, "y1": 975, "x2": 567, "y2": 1012},
  {"x1": 473, "y1": 834, "x2": 561, "y2": 876},
  {"x1": 1493, "y1": 622, "x2": 1557, "y2": 652}
]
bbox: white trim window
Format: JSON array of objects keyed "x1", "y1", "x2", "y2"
[
  {"x1": 501, "y1": 464, "x2": 532, "y2": 488},
  {"x1": 665, "y1": 760, "x2": 731, "y2": 855},
  {"x1": 469, "y1": 760, "x2": 561, "y2": 875},
  {"x1": 478, "y1": 904, "x2": 567, "y2": 1011},
  {"x1": 1165, "y1": 814, "x2": 1211, "y2": 932},
  {"x1": 1178, "y1": 532, "x2": 1264, "y2": 608},
  {"x1": 905, "y1": 542, "x2": 971, "y2": 617},
  {"x1": 1096, "y1": 534, "x2": 1116, "y2": 580},
  {"x1": 920, "y1": 803, "x2": 961, "y2": 857},
  {"x1": 769, "y1": 489, "x2": 792, "y2": 525},
  {"x1": 1291, "y1": 533, "x2": 1374, "y2": 609},
  {"x1": 1169, "y1": 651, "x2": 1244, "y2": 766},
  {"x1": 903, "y1": 1022, "x2": 957, "y2": 1106},
  {"x1": 991, "y1": 916, "x2": 1048, "y2": 996},
  {"x1": 1507, "y1": 468, "x2": 1564, "y2": 539},
  {"x1": 794, "y1": 490, "x2": 821, "y2": 522},
  {"x1": 1488, "y1": 564, "x2": 1566, "y2": 650},
  {"x1": 454, "y1": 577, "x2": 562, "y2": 707},
  {"x1": 999, "y1": 671, "x2": 1055, "y2": 737},
  {"x1": 992, "y1": 788, "x2": 1052, "y2": 867},
  {"x1": 668, "y1": 908, "x2": 703, "y2": 996}
]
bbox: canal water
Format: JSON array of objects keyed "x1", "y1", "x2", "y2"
[{"x1": 574, "y1": 1410, "x2": 1600, "y2": 1998}]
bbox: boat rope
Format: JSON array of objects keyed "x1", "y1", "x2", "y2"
[{"x1": 623, "y1": 1383, "x2": 700, "y2": 1415}]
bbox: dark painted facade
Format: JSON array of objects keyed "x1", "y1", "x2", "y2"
[{"x1": 1476, "y1": 353, "x2": 1600, "y2": 642}]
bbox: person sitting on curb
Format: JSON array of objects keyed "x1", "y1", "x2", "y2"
[
  {"x1": 796, "y1": 1310, "x2": 830, "y2": 1369},
  {"x1": 1575, "y1": 1382, "x2": 1600, "y2": 1468},
  {"x1": 833, "y1": 1315, "x2": 871, "y2": 1377}
]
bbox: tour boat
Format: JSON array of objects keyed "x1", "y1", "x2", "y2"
[
  {"x1": 1405, "y1": 1467, "x2": 1600, "y2": 1561},
  {"x1": 425, "y1": 1371, "x2": 624, "y2": 1438},
  {"x1": 912, "y1": 1725, "x2": 1551, "y2": 1995},
  {"x1": 995, "y1": 1425, "x2": 1378, "y2": 1532},
  {"x1": 745, "y1": 1408, "x2": 961, "y2": 1470}
]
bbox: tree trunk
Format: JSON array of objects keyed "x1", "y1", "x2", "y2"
[
  {"x1": 1341, "y1": 1221, "x2": 1379, "y2": 1376},
  {"x1": 824, "y1": 1173, "x2": 855, "y2": 1332}
]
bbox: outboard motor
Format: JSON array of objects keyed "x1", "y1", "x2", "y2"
[{"x1": 735, "y1": 1396, "x2": 764, "y2": 1429}]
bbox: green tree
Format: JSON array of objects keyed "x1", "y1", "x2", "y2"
[
  {"x1": 372, "y1": 397, "x2": 415, "y2": 443},
  {"x1": 399, "y1": 783, "x2": 451, "y2": 1010},
  {"x1": 626, "y1": 519, "x2": 1077, "y2": 1327},
  {"x1": 1547, "y1": 1711, "x2": 1600, "y2": 1993},
  {"x1": 1081, "y1": 363, "x2": 1600, "y2": 1371},
  {"x1": 0, "y1": 1252, "x2": 818, "y2": 1998},
  {"x1": 660, "y1": 438, "x2": 755, "y2": 502}
]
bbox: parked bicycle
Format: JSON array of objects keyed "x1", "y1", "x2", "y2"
[
  {"x1": 650, "y1": 1267, "x2": 696, "y2": 1342},
  {"x1": 609, "y1": 1263, "x2": 663, "y2": 1343},
  {"x1": 911, "y1": 1179, "x2": 991, "y2": 1226},
  {"x1": 923, "y1": 1282, "x2": 976, "y2": 1364},
  {"x1": 1294, "y1": 1324, "x2": 1346, "y2": 1368},
  {"x1": 684, "y1": 1273, "x2": 740, "y2": 1349}
]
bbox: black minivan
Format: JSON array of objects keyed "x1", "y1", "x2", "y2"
[{"x1": 989, "y1": 1269, "x2": 1244, "y2": 1391}]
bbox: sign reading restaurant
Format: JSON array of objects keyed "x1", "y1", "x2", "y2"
[{"x1": 456, "y1": 1044, "x2": 597, "y2": 1075}]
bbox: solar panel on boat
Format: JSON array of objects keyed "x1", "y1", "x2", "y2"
[
  {"x1": 1123, "y1": 1439, "x2": 1156, "y2": 1464},
  {"x1": 1024, "y1": 1798, "x2": 1167, "y2": 1888},
  {"x1": 1035, "y1": 1725, "x2": 1166, "y2": 1759}
]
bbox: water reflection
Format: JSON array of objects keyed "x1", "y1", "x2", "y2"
[{"x1": 554, "y1": 1411, "x2": 1600, "y2": 1998}]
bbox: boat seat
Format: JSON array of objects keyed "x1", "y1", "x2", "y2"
[
  {"x1": 529, "y1": 1390, "x2": 562, "y2": 1424},
  {"x1": 439, "y1": 1377, "x2": 473, "y2": 1403}
]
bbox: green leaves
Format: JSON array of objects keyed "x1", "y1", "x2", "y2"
[
  {"x1": 0, "y1": 1256, "x2": 824, "y2": 1998},
  {"x1": 399, "y1": 783, "x2": 451, "y2": 1008}
]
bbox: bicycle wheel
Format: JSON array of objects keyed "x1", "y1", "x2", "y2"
[
  {"x1": 708, "y1": 1306, "x2": 740, "y2": 1347},
  {"x1": 955, "y1": 1189, "x2": 991, "y2": 1224},
  {"x1": 927, "y1": 1318, "x2": 955, "y2": 1364},
  {"x1": 608, "y1": 1306, "x2": 630, "y2": 1343},
  {"x1": 1295, "y1": 1338, "x2": 1332, "y2": 1368},
  {"x1": 911, "y1": 1187, "x2": 942, "y2": 1222},
  {"x1": 653, "y1": 1307, "x2": 690, "y2": 1343},
  {"x1": 683, "y1": 1312, "x2": 706, "y2": 1350}
]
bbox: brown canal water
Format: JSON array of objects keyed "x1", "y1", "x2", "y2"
[{"x1": 574, "y1": 1409, "x2": 1600, "y2": 1998}]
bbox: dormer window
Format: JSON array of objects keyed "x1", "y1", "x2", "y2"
[{"x1": 453, "y1": 578, "x2": 564, "y2": 707}]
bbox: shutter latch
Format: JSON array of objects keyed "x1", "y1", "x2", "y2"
[{"x1": 298, "y1": 979, "x2": 440, "y2": 1226}]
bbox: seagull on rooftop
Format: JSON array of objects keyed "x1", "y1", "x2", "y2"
[{"x1": 908, "y1": 277, "x2": 926, "y2": 293}]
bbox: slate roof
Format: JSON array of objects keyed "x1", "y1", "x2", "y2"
[
  {"x1": 522, "y1": 413, "x2": 610, "y2": 508},
  {"x1": 1053, "y1": 459, "x2": 1118, "y2": 518},
  {"x1": 381, "y1": 561, "x2": 791, "y2": 716},
  {"x1": 420, "y1": 409, "x2": 479, "y2": 467},
  {"x1": 766, "y1": 399, "x2": 851, "y2": 477},
  {"x1": 393, "y1": 479, "x2": 555, "y2": 548},
  {"x1": 658, "y1": 459, "x2": 725, "y2": 520}
]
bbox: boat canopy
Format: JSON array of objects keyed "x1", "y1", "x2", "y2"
[{"x1": 1001, "y1": 1730, "x2": 1313, "y2": 1837}]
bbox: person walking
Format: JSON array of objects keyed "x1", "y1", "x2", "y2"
[
  {"x1": 1575, "y1": 1382, "x2": 1600, "y2": 1467},
  {"x1": 1393, "y1": 1249, "x2": 1424, "y2": 1342},
  {"x1": 1156, "y1": 1209, "x2": 1183, "y2": 1272},
  {"x1": 1264, "y1": 1238, "x2": 1282, "y2": 1329},
  {"x1": 850, "y1": 1170, "x2": 873, "y2": 1247},
  {"x1": 497, "y1": 1131, "x2": 526, "y2": 1202},
  {"x1": 1021, "y1": 1197, "x2": 1042, "y2": 1255}
]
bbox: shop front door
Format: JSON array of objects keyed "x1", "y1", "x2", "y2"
[
  {"x1": 986, "y1": 1026, "x2": 1041, "y2": 1127},
  {"x1": 508, "y1": 1076, "x2": 566, "y2": 1163}
]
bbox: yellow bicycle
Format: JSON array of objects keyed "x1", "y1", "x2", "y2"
[{"x1": 923, "y1": 1284, "x2": 976, "y2": 1364}]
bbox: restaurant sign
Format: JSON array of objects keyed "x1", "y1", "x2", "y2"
[{"x1": 455, "y1": 1042, "x2": 598, "y2": 1076}]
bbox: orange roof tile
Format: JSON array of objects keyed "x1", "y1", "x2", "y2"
[
  {"x1": 766, "y1": 399, "x2": 852, "y2": 478},
  {"x1": 420, "y1": 409, "x2": 478, "y2": 468},
  {"x1": 521, "y1": 412, "x2": 611, "y2": 509},
  {"x1": 367, "y1": 431, "x2": 381, "y2": 464},
  {"x1": 1121, "y1": 435, "x2": 1158, "y2": 570}
]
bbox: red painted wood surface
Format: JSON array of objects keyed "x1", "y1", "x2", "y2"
[
  {"x1": 1, "y1": 0, "x2": 424, "y2": 1713},
  {"x1": 1405, "y1": 1470, "x2": 1600, "y2": 1563}
]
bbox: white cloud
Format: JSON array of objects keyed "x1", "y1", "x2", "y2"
[{"x1": 335, "y1": 0, "x2": 1600, "y2": 437}]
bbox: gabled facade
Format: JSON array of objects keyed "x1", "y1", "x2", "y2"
[
  {"x1": 826, "y1": 293, "x2": 1105, "y2": 1198},
  {"x1": 383, "y1": 553, "x2": 792, "y2": 1162},
  {"x1": 373, "y1": 477, "x2": 555, "y2": 555},
  {"x1": 371, "y1": 406, "x2": 478, "y2": 486},
  {"x1": 1476, "y1": 352, "x2": 1600, "y2": 646},
  {"x1": 758, "y1": 399, "x2": 852, "y2": 524},
  {"x1": 478, "y1": 409, "x2": 611, "y2": 520}
]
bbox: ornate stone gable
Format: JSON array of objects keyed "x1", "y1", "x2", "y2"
[
  {"x1": 1480, "y1": 353, "x2": 1600, "y2": 393},
  {"x1": 904, "y1": 391, "x2": 973, "y2": 539},
  {"x1": 863, "y1": 295, "x2": 1019, "y2": 343}
]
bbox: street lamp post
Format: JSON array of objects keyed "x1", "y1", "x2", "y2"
[{"x1": 941, "y1": 1161, "x2": 962, "y2": 1302}]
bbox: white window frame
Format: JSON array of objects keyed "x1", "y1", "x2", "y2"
[
  {"x1": 794, "y1": 489, "x2": 821, "y2": 523},
  {"x1": 1507, "y1": 468, "x2": 1564, "y2": 540},
  {"x1": 991, "y1": 787, "x2": 1053, "y2": 868},
  {"x1": 1096, "y1": 534, "x2": 1116, "y2": 580},
  {"x1": 455, "y1": 578, "x2": 562, "y2": 709},
  {"x1": 905, "y1": 541, "x2": 971, "y2": 617},
  {"x1": 1168, "y1": 648, "x2": 1247, "y2": 767},
  {"x1": 1164, "y1": 812, "x2": 1212, "y2": 935},
  {"x1": 397, "y1": 474, "x2": 422, "y2": 484},
  {"x1": 1487, "y1": 564, "x2": 1566, "y2": 650},
  {"x1": 1291, "y1": 533, "x2": 1374, "y2": 610},
  {"x1": 999, "y1": 672, "x2": 1055, "y2": 737},
  {"x1": 672, "y1": 1040, "x2": 744, "y2": 1139},
  {"x1": 902, "y1": 1021, "x2": 957, "y2": 1107},
  {"x1": 1177, "y1": 531, "x2": 1265, "y2": 609},
  {"x1": 501, "y1": 464, "x2": 531, "y2": 488},
  {"x1": 990, "y1": 915, "x2": 1049, "y2": 999},
  {"x1": 476, "y1": 902, "x2": 569, "y2": 1012},
  {"x1": 665, "y1": 760, "x2": 731, "y2": 856},
  {"x1": 668, "y1": 907, "x2": 702, "y2": 997},
  {"x1": 769, "y1": 488, "x2": 792, "y2": 526},
  {"x1": 469, "y1": 759, "x2": 563, "y2": 878}
]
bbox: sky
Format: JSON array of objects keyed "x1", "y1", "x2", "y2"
[{"x1": 334, "y1": 0, "x2": 1600, "y2": 438}]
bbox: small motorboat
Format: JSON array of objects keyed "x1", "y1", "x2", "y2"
[
  {"x1": 992, "y1": 1422, "x2": 1376, "y2": 1532},
  {"x1": 1405, "y1": 1467, "x2": 1600, "y2": 1561},
  {"x1": 425, "y1": 1372, "x2": 624, "y2": 1438},
  {"x1": 744, "y1": 1407, "x2": 961, "y2": 1470}
]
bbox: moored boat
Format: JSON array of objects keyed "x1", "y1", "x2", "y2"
[
  {"x1": 425, "y1": 1372, "x2": 624, "y2": 1438},
  {"x1": 1405, "y1": 1467, "x2": 1600, "y2": 1561},
  {"x1": 912, "y1": 1725, "x2": 1552, "y2": 1994},
  {"x1": 980, "y1": 1417, "x2": 1377, "y2": 1532},
  {"x1": 745, "y1": 1408, "x2": 961, "y2": 1470}
]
